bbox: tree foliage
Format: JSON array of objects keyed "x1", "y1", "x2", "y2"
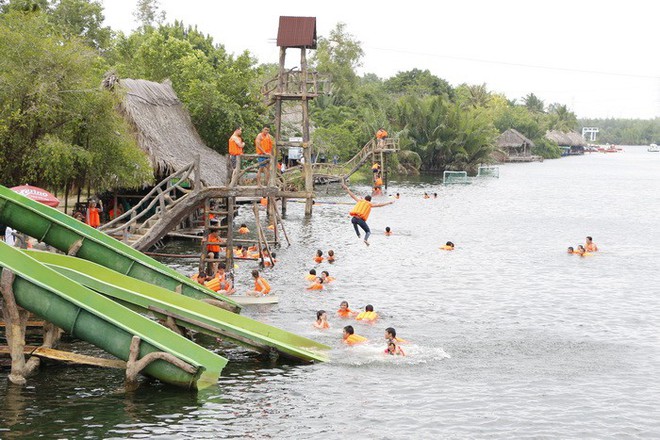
[{"x1": 0, "y1": 10, "x2": 151, "y2": 189}]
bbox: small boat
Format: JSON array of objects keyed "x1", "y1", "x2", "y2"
[{"x1": 648, "y1": 144, "x2": 659, "y2": 152}]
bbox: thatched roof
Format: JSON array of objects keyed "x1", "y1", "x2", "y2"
[
  {"x1": 109, "y1": 76, "x2": 228, "y2": 186},
  {"x1": 496, "y1": 129, "x2": 535, "y2": 148},
  {"x1": 545, "y1": 130, "x2": 586, "y2": 147}
]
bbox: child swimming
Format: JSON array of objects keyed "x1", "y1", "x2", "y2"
[
  {"x1": 343, "y1": 325, "x2": 367, "y2": 345},
  {"x1": 327, "y1": 249, "x2": 336, "y2": 262},
  {"x1": 247, "y1": 269, "x2": 271, "y2": 296},
  {"x1": 355, "y1": 304, "x2": 378, "y2": 322},
  {"x1": 314, "y1": 249, "x2": 324, "y2": 263},
  {"x1": 440, "y1": 241, "x2": 455, "y2": 251},
  {"x1": 337, "y1": 300, "x2": 356, "y2": 318},
  {"x1": 313, "y1": 310, "x2": 330, "y2": 329}
]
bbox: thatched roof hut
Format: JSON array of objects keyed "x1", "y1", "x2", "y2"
[
  {"x1": 106, "y1": 76, "x2": 228, "y2": 186},
  {"x1": 496, "y1": 129, "x2": 535, "y2": 157},
  {"x1": 545, "y1": 130, "x2": 587, "y2": 147}
]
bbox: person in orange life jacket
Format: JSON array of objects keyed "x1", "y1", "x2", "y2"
[
  {"x1": 228, "y1": 127, "x2": 245, "y2": 170},
  {"x1": 372, "y1": 186, "x2": 383, "y2": 197},
  {"x1": 238, "y1": 223, "x2": 249, "y2": 234},
  {"x1": 262, "y1": 252, "x2": 277, "y2": 267},
  {"x1": 327, "y1": 249, "x2": 336, "y2": 262},
  {"x1": 320, "y1": 270, "x2": 334, "y2": 283},
  {"x1": 307, "y1": 276, "x2": 324, "y2": 290},
  {"x1": 194, "y1": 271, "x2": 209, "y2": 285},
  {"x1": 215, "y1": 262, "x2": 235, "y2": 294},
  {"x1": 343, "y1": 325, "x2": 367, "y2": 345},
  {"x1": 342, "y1": 182, "x2": 394, "y2": 246},
  {"x1": 247, "y1": 269, "x2": 271, "y2": 296},
  {"x1": 313, "y1": 310, "x2": 330, "y2": 329},
  {"x1": 376, "y1": 128, "x2": 388, "y2": 148},
  {"x1": 356, "y1": 304, "x2": 378, "y2": 322},
  {"x1": 567, "y1": 246, "x2": 575, "y2": 254},
  {"x1": 255, "y1": 125, "x2": 273, "y2": 186},
  {"x1": 385, "y1": 327, "x2": 407, "y2": 344},
  {"x1": 337, "y1": 300, "x2": 357, "y2": 318},
  {"x1": 85, "y1": 199, "x2": 103, "y2": 228},
  {"x1": 305, "y1": 269, "x2": 317, "y2": 281},
  {"x1": 314, "y1": 249, "x2": 324, "y2": 263}
]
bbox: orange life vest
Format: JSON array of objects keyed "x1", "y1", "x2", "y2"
[
  {"x1": 254, "y1": 277, "x2": 271, "y2": 294},
  {"x1": 207, "y1": 235, "x2": 221, "y2": 253},
  {"x1": 337, "y1": 308, "x2": 354, "y2": 318},
  {"x1": 238, "y1": 227, "x2": 249, "y2": 234},
  {"x1": 260, "y1": 197, "x2": 268, "y2": 206},
  {"x1": 307, "y1": 283, "x2": 323, "y2": 290},
  {"x1": 440, "y1": 245, "x2": 454, "y2": 251},
  {"x1": 314, "y1": 256, "x2": 324, "y2": 263},
  {"x1": 344, "y1": 334, "x2": 368, "y2": 345},
  {"x1": 204, "y1": 277, "x2": 221, "y2": 292},
  {"x1": 376, "y1": 129, "x2": 388, "y2": 139},
  {"x1": 305, "y1": 274, "x2": 316, "y2": 281},
  {"x1": 375, "y1": 177, "x2": 383, "y2": 187},
  {"x1": 228, "y1": 135, "x2": 243, "y2": 156},
  {"x1": 356, "y1": 311, "x2": 378, "y2": 321},
  {"x1": 86, "y1": 208, "x2": 100, "y2": 228},
  {"x1": 259, "y1": 134, "x2": 273, "y2": 155},
  {"x1": 350, "y1": 200, "x2": 372, "y2": 221}
]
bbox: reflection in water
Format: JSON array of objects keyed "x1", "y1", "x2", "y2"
[{"x1": 1, "y1": 147, "x2": 660, "y2": 438}]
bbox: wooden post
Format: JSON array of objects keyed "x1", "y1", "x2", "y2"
[
  {"x1": 64, "y1": 183, "x2": 70, "y2": 215},
  {"x1": 225, "y1": 196, "x2": 235, "y2": 282},
  {"x1": 301, "y1": 48, "x2": 313, "y2": 216},
  {"x1": 1, "y1": 270, "x2": 32, "y2": 385},
  {"x1": 194, "y1": 154, "x2": 201, "y2": 190}
]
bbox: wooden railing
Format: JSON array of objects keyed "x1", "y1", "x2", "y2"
[
  {"x1": 261, "y1": 68, "x2": 331, "y2": 104},
  {"x1": 99, "y1": 160, "x2": 200, "y2": 240}
]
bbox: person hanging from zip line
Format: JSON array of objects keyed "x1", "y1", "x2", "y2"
[{"x1": 342, "y1": 181, "x2": 394, "y2": 246}]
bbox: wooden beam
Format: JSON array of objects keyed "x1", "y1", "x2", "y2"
[{"x1": 0, "y1": 346, "x2": 126, "y2": 369}]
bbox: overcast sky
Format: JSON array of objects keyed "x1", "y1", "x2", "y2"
[{"x1": 102, "y1": 0, "x2": 659, "y2": 120}]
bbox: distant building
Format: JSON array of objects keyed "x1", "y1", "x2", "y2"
[
  {"x1": 494, "y1": 129, "x2": 541, "y2": 162},
  {"x1": 545, "y1": 130, "x2": 586, "y2": 156}
]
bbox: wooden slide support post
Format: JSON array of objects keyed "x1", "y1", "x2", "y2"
[
  {"x1": 0, "y1": 269, "x2": 62, "y2": 385},
  {"x1": 125, "y1": 336, "x2": 196, "y2": 391},
  {"x1": 252, "y1": 203, "x2": 275, "y2": 268}
]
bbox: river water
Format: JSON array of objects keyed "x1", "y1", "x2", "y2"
[{"x1": 2, "y1": 146, "x2": 659, "y2": 439}]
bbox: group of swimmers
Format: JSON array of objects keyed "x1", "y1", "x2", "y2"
[{"x1": 567, "y1": 236, "x2": 599, "y2": 257}]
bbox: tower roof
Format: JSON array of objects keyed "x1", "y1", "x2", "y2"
[{"x1": 277, "y1": 16, "x2": 317, "y2": 49}]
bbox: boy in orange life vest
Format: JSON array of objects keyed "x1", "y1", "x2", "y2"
[
  {"x1": 85, "y1": 199, "x2": 103, "y2": 228},
  {"x1": 255, "y1": 125, "x2": 273, "y2": 186},
  {"x1": 248, "y1": 269, "x2": 271, "y2": 296},
  {"x1": 376, "y1": 128, "x2": 388, "y2": 147},
  {"x1": 343, "y1": 325, "x2": 367, "y2": 345},
  {"x1": 342, "y1": 182, "x2": 394, "y2": 246},
  {"x1": 228, "y1": 127, "x2": 245, "y2": 170}
]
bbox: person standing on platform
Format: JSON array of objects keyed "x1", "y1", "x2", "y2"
[
  {"x1": 85, "y1": 199, "x2": 103, "y2": 228},
  {"x1": 376, "y1": 127, "x2": 388, "y2": 148},
  {"x1": 228, "y1": 127, "x2": 245, "y2": 171},
  {"x1": 255, "y1": 125, "x2": 273, "y2": 186}
]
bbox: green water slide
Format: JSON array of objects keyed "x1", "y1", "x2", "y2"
[
  {"x1": 0, "y1": 243, "x2": 226, "y2": 389},
  {"x1": 26, "y1": 250, "x2": 330, "y2": 363},
  {"x1": 0, "y1": 185, "x2": 240, "y2": 313}
]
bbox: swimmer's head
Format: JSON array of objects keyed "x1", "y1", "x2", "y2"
[
  {"x1": 364, "y1": 195, "x2": 372, "y2": 202},
  {"x1": 343, "y1": 325, "x2": 354, "y2": 336},
  {"x1": 446, "y1": 241, "x2": 454, "y2": 247},
  {"x1": 385, "y1": 226, "x2": 391, "y2": 232},
  {"x1": 385, "y1": 327, "x2": 396, "y2": 339},
  {"x1": 339, "y1": 301, "x2": 349, "y2": 309},
  {"x1": 316, "y1": 249, "x2": 323, "y2": 257},
  {"x1": 309, "y1": 269, "x2": 317, "y2": 275},
  {"x1": 567, "y1": 246, "x2": 574, "y2": 253},
  {"x1": 365, "y1": 304, "x2": 374, "y2": 312},
  {"x1": 316, "y1": 310, "x2": 326, "y2": 320}
]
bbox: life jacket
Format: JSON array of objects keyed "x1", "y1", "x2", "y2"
[
  {"x1": 323, "y1": 276, "x2": 335, "y2": 283},
  {"x1": 314, "y1": 256, "x2": 324, "y2": 263},
  {"x1": 349, "y1": 200, "x2": 372, "y2": 221},
  {"x1": 376, "y1": 130, "x2": 388, "y2": 139},
  {"x1": 238, "y1": 227, "x2": 249, "y2": 234},
  {"x1": 207, "y1": 235, "x2": 221, "y2": 253},
  {"x1": 86, "y1": 208, "x2": 100, "y2": 228},
  {"x1": 260, "y1": 197, "x2": 268, "y2": 206},
  {"x1": 307, "y1": 283, "x2": 323, "y2": 290},
  {"x1": 305, "y1": 274, "x2": 317, "y2": 281},
  {"x1": 344, "y1": 334, "x2": 367, "y2": 345},
  {"x1": 108, "y1": 207, "x2": 122, "y2": 220},
  {"x1": 371, "y1": 163, "x2": 380, "y2": 170},
  {"x1": 356, "y1": 311, "x2": 378, "y2": 321},
  {"x1": 337, "y1": 308, "x2": 354, "y2": 318},
  {"x1": 581, "y1": 252, "x2": 594, "y2": 257},
  {"x1": 440, "y1": 245, "x2": 454, "y2": 251},
  {"x1": 228, "y1": 135, "x2": 243, "y2": 155},
  {"x1": 260, "y1": 134, "x2": 273, "y2": 155},
  {"x1": 375, "y1": 178, "x2": 383, "y2": 187},
  {"x1": 267, "y1": 224, "x2": 274, "y2": 230},
  {"x1": 204, "y1": 277, "x2": 221, "y2": 292},
  {"x1": 254, "y1": 277, "x2": 271, "y2": 294}
]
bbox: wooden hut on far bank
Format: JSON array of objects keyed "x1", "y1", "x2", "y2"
[
  {"x1": 494, "y1": 129, "x2": 542, "y2": 162},
  {"x1": 104, "y1": 75, "x2": 228, "y2": 186},
  {"x1": 545, "y1": 130, "x2": 586, "y2": 156}
]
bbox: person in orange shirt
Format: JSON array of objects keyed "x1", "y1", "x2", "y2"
[
  {"x1": 305, "y1": 269, "x2": 317, "y2": 281},
  {"x1": 343, "y1": 182, "x2": 394, "y2": 246},
  {"x1": 238, "y1": 223, "x2": 249, "y2": 234},
  {"x1": 337, "y1": 300, "x2": 357, "y2": 318},
  {"x1": 85, "y1": 199, "x2": 103, "y2": 228},
  {"x1": 228, "y1": 127, "x2": 245, "y2": 170},
  {"x1": 343, "y1": 325, "x2": 367, "y2": 345},
  {"x1": 313, "y1": 249, "x2": 324, "y2": 263},
  {"x1": 320, "y1": 270, "x2": 334, "y2": 283},
  {"x1": 255, "y1": 125, "x2": 273, "y2": 186},
  {"x1": 247, "y1": 269, "x2": 271, "y2": 296},
  {"x1": 313, "y1": 310, "x2": 330, "y2": 329},
  {"x1": 376, "y1": 128, "x2": 388, "y2": 148}
]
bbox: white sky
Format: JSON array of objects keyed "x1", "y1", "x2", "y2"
[{"x1": 102, "y1": 0, "x2": 659, "y2": 120}]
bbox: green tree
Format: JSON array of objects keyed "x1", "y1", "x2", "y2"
[
  {"x1": 50, "y1": 0, "x2": 112, "y2": 50},
  {"x1": 384, "y1": 69, "x2": 453, "y2": 98},
  {"x1": 0, "y1": 11, "x2": 152, "y2": 189},
  {"x1": 522, "y1": 93, "x2": 545, "y2": 113},
  {"x1": 547, "y1": 103, "x2": 578, "y2": 132}
]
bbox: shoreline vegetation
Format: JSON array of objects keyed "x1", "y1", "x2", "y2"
[{"x1": 1, "y1": 1, "x2": 658, "y2": 195}]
